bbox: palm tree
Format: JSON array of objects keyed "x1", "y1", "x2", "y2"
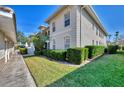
[{"x1": 115, "y1": 31, "x2": 119, "y2": 45}]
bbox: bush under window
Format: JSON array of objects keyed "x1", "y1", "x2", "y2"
[
  {"x1": 42, "y1": 50, "x2": 66, "y2": 61},
  {"x1": 85, "y1": 46, "x2": 105, "y2": 58},
  {"x1": 67, "y1": 48, "x2": 88, "y2": 65}
]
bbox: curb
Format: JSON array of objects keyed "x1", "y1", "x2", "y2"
[{"x1": 21, "y1": 55, "x2": 36, "y2": 87}]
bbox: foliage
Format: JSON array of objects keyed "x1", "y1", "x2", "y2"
[
  {"x1": 122, "y1": 46, "x2": 124, "y2": 50},
  {"x1": 108, "y1": 45, "x2": 119, "y2": 54},
  {"x1": 67, "y1": 48, "x2": 88, "y2": 65},
  {"x1": 42, "y1": 50, "x2": 67, "y2": 61},
  {"x1": 115, "y1": 31, "x2": 119, "y2": 42},
  {"x1": 85, "y1": 46, "x2": 105, "y2": 58},
  {"x1": 31, "y1": 36, "x2": 43, "y2": 51},
  {"x1": 30, "y1": 32, "x2": 48, "y2": 51},
  {"x1": 34, "y1": 50, "x2": 42, "y2": 55},
  {"x1": 19, "y1": 47, "x2": 27, "y2": 54},
  {"x1": 17, "y1": 31, "x2": 28, "y2": 44},
  {"x1": 84, "y1": 48, "x2": 89, "y2": 60}
]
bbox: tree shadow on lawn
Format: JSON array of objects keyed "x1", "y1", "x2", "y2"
[{"x1": 46, "y1": 55, "x2": 124, "y2": 87}]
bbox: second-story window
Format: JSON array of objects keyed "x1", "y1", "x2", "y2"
[
  {"x1": 92, "y1": 24, "x2": 95, "y2": 30},
  {"x1": 52, "y1": 22, "x2": 56, "y2": 32},
  {"x1": 64, "y1": 12, "x2": 70, "y2": 27},
  {"x1": 96, "y1": 27, "x2": 99, "y2": 36}
]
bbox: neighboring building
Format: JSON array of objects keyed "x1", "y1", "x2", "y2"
[
  {"x1": 38, "y1": 25, "x2": 50, "y2": 37},
  {"x1": 38, "y1": 25, "x2": 50, "y2": 49},
  {"x1": 45, "y1": 5, "x2": 108, "y2": 50},
  {"x1": 117, "y1": 39, "x2": 124, "y2": 46},
  {"x1": 0, "y1": 6, "x2": 17, "y2": 62}
]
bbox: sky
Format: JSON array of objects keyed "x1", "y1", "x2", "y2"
[{"x1": 6, "y1": 5, "x2": 124, "y2": 40}]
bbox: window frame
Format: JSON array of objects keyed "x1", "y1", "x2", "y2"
[
  {"x1": 52, "y1": 22, "x2": 56, "y2": 32},
  {"x1": 53, "y1": 39, "x2": 56, "y2": 50},
  {"x1": 96, "y1": 27, "x2": 99, "y2": 36},
  {"x1": 64, "y1": 12, "x2": 70, "y2": 27},
  {"x1": 64, "y1": 36, "x2": 70, "y2": 49},
  {"x1": 96, "y1": 41, "x2": 99, "y2": 46},
  {"x1": 92, "y1": 40, "x2": 94, "y2": 45}
]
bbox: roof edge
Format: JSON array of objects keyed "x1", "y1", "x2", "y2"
[{"x1": 45, "y1": 5, "x2": 108, "y2": 36}]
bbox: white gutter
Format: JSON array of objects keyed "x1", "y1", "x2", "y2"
[{"x1": 80, "y1": 6, "x2": 86, "y2": 47}]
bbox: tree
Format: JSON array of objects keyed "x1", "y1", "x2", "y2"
[
  {"x1": 29, "y1": 32, "x2": 48, "y2": 51},
  {"x1": 17, "y1": 31, "x2": 28, "y2": 44},
  {"x1": 115, "y1": 31, "x2": 119, "y2": 42}
]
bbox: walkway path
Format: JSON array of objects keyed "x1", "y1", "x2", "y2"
[{"x1": 0, "y1": 53, "x2": 36, "y2": 87}]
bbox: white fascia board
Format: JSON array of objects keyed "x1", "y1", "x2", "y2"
[{"x1": 0, "y1": 11, "x2": 12, "y2": 18}]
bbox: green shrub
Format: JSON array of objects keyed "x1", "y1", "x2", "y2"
[
  {"x1": 108, "y1": 45, "x2": 119, "y2": 54},
  {"x1": 42, "y1": 50, "x2": 66, "y2": 61},
  {"x1": 85, "y1": 46, "x2": 105, "y2": 58},
  {"x1": 19, "y1": 48, "x2": 27, "y2": 54},
  {"x1": 34, "y1": 50, "x2": 42, "y2": 55},
  {"x1": 15, "y1": 45, "x2": 19, "y2": 49},
  {"x1": 104, "y1": 48, "x2": 108, "y2": 54},
  {"x1": 67, "y1": 48, "x2": 88, "y2": 65},
  {"x1": 122, "y1": 46, "x2": 124, "y2": 50},
  {"x1": 42, "y1": 49, "x2": 47, "y2": 56},
  {"x1": 118, "y1": 46, "x2": 121, "y2": 50},
  {"x1": 84, "y1": 48, "x2": 89, "y2": 60}
]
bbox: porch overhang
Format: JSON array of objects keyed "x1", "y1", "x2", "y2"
[{"x1": 0, "y1": 6, "x2": 17, "y2": 43}]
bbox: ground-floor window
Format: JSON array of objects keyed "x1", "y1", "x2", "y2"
[
  {"x1": 92, "y1": 40, "x2": 94, "y2": 45},
  {"x1": 96, "y1": 41, "x2": 99, "y2": 45},
  {"x1": 53, "y1": 39, "x2": 56, "y2": 50},
  {"x1": 64, "y1": 36, "x2": 70, "y2": 49}
]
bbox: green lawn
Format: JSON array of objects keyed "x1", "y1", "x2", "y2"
[{"x1": 24, "y1": 54, "x2": 124, "y2": 87}]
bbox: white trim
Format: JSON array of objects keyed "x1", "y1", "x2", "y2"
[
  {"x1": 64, "y1": 35, "x2": 71, "y2": 49},
  {"x1": 50, "y1": 28, "x2": 71, "y2": 37}
]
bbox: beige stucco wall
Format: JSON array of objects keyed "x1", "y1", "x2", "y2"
[
  {"x1": 49, "y1": 5, "x2": 107, "y2": 49},
  {"x1": 0, "y1": 30, "x2": 14, "y2": 62},
  {"x1": 79, "y1": 7, "x2": 107, "y2": 47},
  {"x1": 49, "y1": 6, "x2": 77, "y2": 49}
]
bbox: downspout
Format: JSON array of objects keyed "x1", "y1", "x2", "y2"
[{"x1": 80, "y1": 6, "x2": 86, "y2": 47}]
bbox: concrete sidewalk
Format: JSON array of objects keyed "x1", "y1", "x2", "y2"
[{"x1": 0, "y1": 54, "x2": 36, "y2": 87}]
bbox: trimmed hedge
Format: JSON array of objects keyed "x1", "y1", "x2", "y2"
[
  {"x1": 122, "y1": 46, "x2": 124, "y2": 50},
  {"x1": 84, "y1": 48, "x2": 89, "y2": 60},
  {"x1": 108, "y1": 45, "x2": 119, "y2": 54},
  {"x1": 34, "y1": 50, "x2": 42, "y2": 55},
  {"x1": 42, "y1": 50, "x2": 66, "y2": 61},
  {"x1": 67, "y1": 48, "x2": 88, "y2": 65},
  {"x1": 85, "y1": 46, "x2": 105, "y2": 58},
  {"x1": 19, "y1": 48, "x2": 27, "y2": 54}
]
